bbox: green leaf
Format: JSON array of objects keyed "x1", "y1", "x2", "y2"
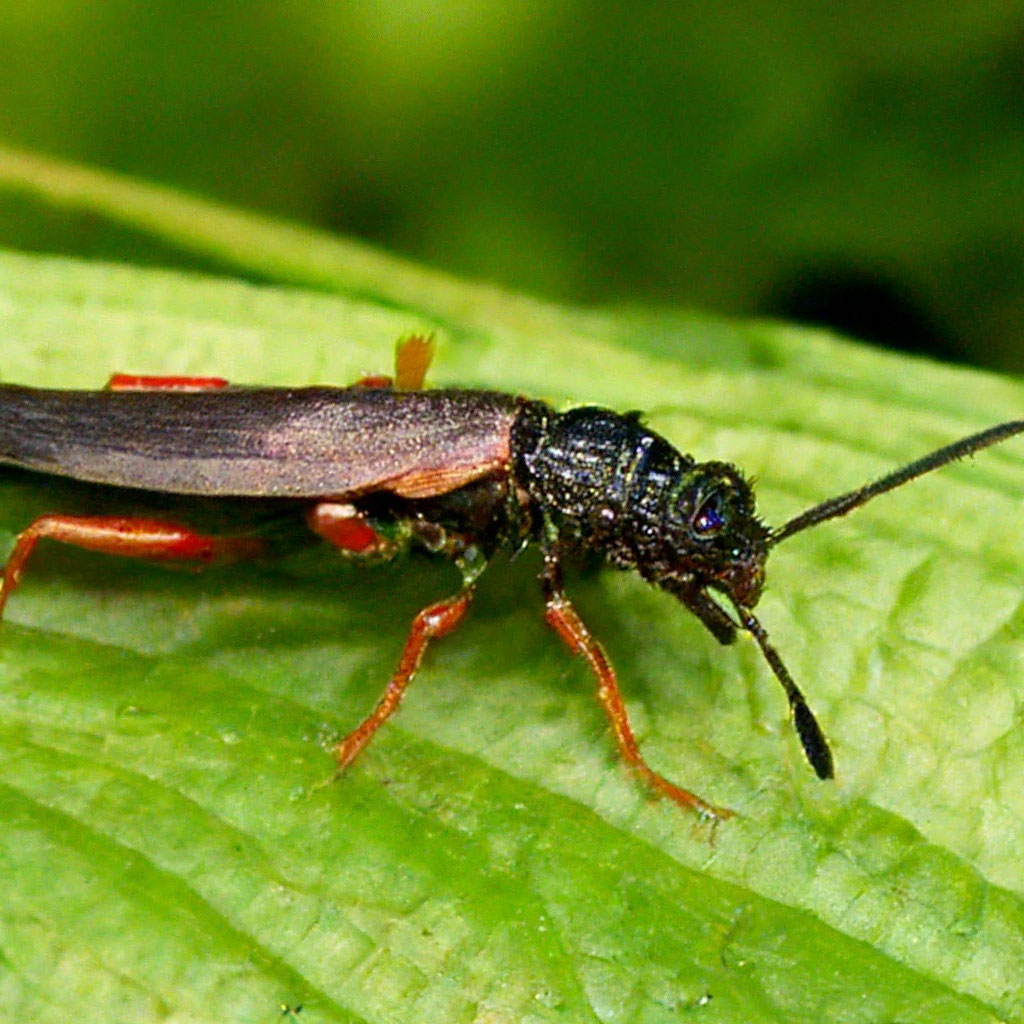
[{"x1": 0, "y1": 153, "x2": 1022, "y2": 1023}]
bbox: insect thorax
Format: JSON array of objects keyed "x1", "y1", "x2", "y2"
[
  {"x1": 511, "y1": 400, "x2": 768, "y2": 599},
  {"x1": 513, "y1": 401, "x2": 691, "y2": 571}
]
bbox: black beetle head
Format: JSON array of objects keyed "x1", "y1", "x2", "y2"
[{"x1": 654, "y1": 460, "x2": 769, "y2": 607}]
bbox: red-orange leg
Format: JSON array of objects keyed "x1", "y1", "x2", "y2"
[
  {"x1": 335, "y1": 588, "x2": 474, "y2": 769},
  {"x1": 393, "y1": 333, "x2": 434, "y2": 390},
  {"x1": 541, "y1": 556, "x2": 733, "y2": 820},
  {"x1": 349, "y1": 333, "x2": 435, "y2": 391},
  {"x1": 351, "y1": 374, "x2": 395, "y2": 389},
  {"x1": 0, "y1": 514, "x2": 264, "y2": 619},
  {"x1": 106, "y1": 374, "x2": 230, "y2": 391},
  {"x1": 307, "y1": 503, "x2": 398, "y2": 557}
]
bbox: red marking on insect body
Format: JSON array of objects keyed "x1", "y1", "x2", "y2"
[
  {"x1": 106, "y1": 374, "x2": 230, "y2": 392},
  {"x1": 383, "y1": 457, "x2": 512, "y2": 500}
]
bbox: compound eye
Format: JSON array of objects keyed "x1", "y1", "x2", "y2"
[{"x1": 692, "y1": 492, "x2": 725, "y2": 536}]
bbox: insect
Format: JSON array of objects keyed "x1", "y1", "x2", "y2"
[{"x1": 0, "y1": 334, "x2": 1020, "y2": 819}]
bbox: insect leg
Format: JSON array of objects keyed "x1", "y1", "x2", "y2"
[
  {"x1": 349, "y1": 333, "x2": 436, "y2": 391},
  {"x1": 105, "y1": 374, "x2": 230, "y2": 391},
  {"x1": 324, "y1": 505, "x2": 484, "y2": 771},
  {"x1": 0, "y1": 514, "x2": 263, "y2": 619},
  {"x1": 307, "y1": 503, "x2": 400, "y2": 557},
  {"x1": 350, "y1": 374, "x2": 395, "y2": 389},
  {"x1": 334, "y1": 587, "x2": 474, "y2": 769},
  {"x1": 540, "y1": 554, "x2": 733, "y2": 819},
  {"x1": 313, "y1": 497, "x2": 484, "y2": 772},
  {"x1": 393, "y1": 333, "x2": 434, "y2": 390}
]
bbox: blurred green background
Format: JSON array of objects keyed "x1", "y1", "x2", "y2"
[{"x1": 0, "y1": 1, "x2": 1022, "y2": 370}]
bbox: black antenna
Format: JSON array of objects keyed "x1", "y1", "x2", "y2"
[
  {"x1": 770, "y1": 420, "x2": 1024, "y2": 547},
  {"x1": 733, "y1": 602, "x2": 834, "y2": 779}
]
